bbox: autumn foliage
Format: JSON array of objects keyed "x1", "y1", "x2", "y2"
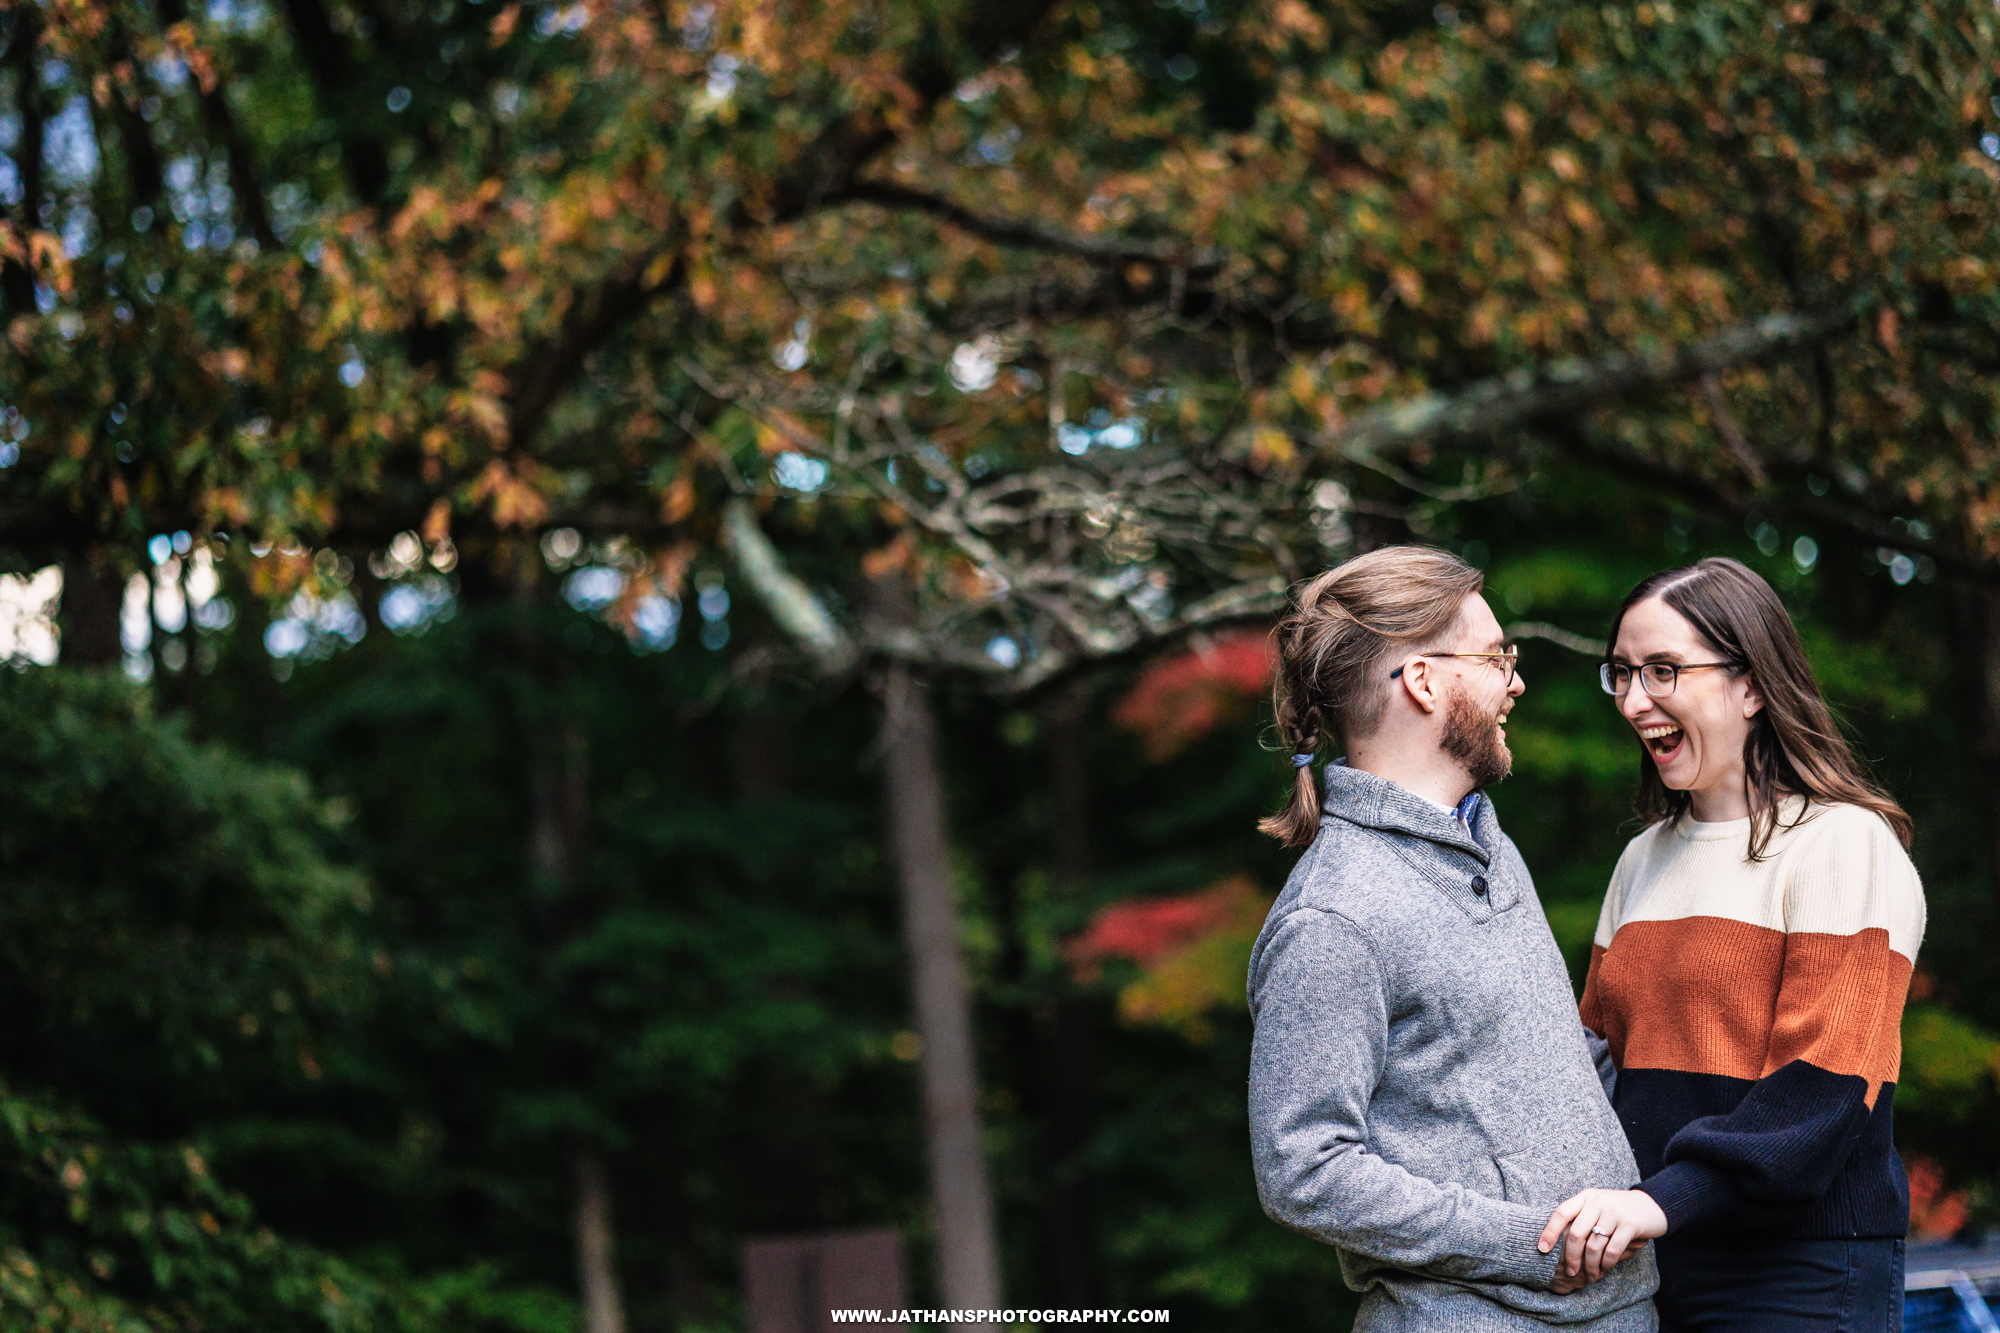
[
  {"x1": 1112, "y1": 631, "x2": 1275, "y2": 761},
  {"x1": 1068, "y1": 875, "x2": 1273, "y2": 1042}
]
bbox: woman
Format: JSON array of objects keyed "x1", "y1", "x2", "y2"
[{"x1": 1539, "y1": 557, "x2": 1924, "y2": 1332}]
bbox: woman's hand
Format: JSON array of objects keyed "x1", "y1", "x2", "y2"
[{"x1": 1538, "y1": 1188, "x2": 1668, "y2": 1284}]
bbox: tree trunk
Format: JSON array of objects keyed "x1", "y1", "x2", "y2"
[
  {"x1": 572, "y1": 1145, "x2": 628, "y2": 1333},
  {"x1": 1948, "y1": 581, "x2": 2000, "y2": 901},
  {"x1": 1041, "y1": 682, "x2": 1098, "y2": 1306},
  {"x1": 58, "y1": 550, "x2": 125, "y2": 667},
  {"x1": 880, "y1": 661, "x2": 1003, "y2": 1308},
  {"x1": 513, "y1": 569, "x2": 627, "y2": 1333}
]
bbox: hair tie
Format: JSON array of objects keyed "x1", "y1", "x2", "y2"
[{"x1": 1291, "y1": 753, "x2": 1315, "y2": 768}]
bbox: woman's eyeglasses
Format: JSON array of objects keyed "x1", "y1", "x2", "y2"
[
  {"x1": 1599, "y1": 660, "x2": 1738, "y2": 698},
  {"x1": 1390, "y1": 648, "x2": 1520, "y2": 685}
]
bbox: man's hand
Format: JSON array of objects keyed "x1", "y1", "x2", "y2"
[{"x1": 1539, "y1": 1189, "x2": 1668, "y2": 1284}]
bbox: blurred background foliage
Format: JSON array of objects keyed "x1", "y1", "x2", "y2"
[
  {"x1": 4, "y1": 460, "x2": 1999, "y2": 1331},
  {"x1": 4, "y1": 0, "x2": 2000, "y2": 1326}
]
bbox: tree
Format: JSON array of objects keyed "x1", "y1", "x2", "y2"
[{"x1": 9, "y1": 0, "x2": 2000, "y2": 1305}]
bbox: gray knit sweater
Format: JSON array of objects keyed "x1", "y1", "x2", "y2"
[{"x1": 1247, "y1": 764, "x2": 1658, "y2": 1331}]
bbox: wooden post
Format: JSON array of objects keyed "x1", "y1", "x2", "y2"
[{"x1": 743, "y1": 1229, "x2": 906, "y2": 1333}]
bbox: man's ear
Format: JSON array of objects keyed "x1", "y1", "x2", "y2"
[{"x1": 1398, "y1": 656, "x2": 1442, "y2": 715}]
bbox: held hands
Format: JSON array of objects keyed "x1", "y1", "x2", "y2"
[{"x1": 1537, "y1": 1189, "x2": 1669, "y2": 1288}]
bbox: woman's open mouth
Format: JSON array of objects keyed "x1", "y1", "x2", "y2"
[{"x1": 1638, "y1": 723, "x2": 1685, "y2": 763}]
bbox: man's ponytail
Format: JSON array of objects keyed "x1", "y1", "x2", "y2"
[
  {"x1": 1258, "y1": 547, "x2": 1485, "y2": 848},
  {"x1": 1258, "y1": 698, "x2": 1325, "y2": 848}
]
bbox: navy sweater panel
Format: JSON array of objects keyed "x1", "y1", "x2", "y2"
[{"x1": 1616, "y1": 1066, "x2": 1910, "y2": 1238}]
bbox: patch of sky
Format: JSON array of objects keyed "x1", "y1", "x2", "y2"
[
  {"x1": 206, "y1": 0, "x2": 270, "y2": 32},
  {"x1": 976, "y1": 124, "x2": 1021, "y2": 165},
  {"x1": 153, "y1": 564, "x2": 188, "y2": 633},
  {"x1": 0, "y1": 159, "x2": 18, "y2": 208},
  {"x1": 269, "y1": 181, "x2": 309, "y2": 241},
  {"x1": 696, "y1": 582, "x2": 729, "y2": 621},
  {"x1": 773, "y1": 316, "x2": 810, "y2": 370},
  {"x1": 166, "y1": 156, "x2": 199, "y2": 212},
  {"x1": 985, "y1": 635, "x2": 1021, "y2": 669},
  {"x1": 563, "y1": 566, "x2": 625, "y2": 611},
  {"x1": 380, "y1": 575, "x2": 455, "y2": 633},
  {"x1": 631, "y1": 595, "x2": 679, "y2": 650},
  {"x1": 0, "y1": 566, "x2": 62, "y2": 666},
  {"x1": 121, "y1": 572, "x2": 152, "y2": 653},
  {"x1": 773, "y1": 451, "x2": 829, "y2": 492},
  {"x1": 539, "y1": 526, "x2": 583, "y2": 569},
  {"x1": 1791, "y1": 535, "x2": 1819, "y2": 573},
  {"x1": 705, "y1": 53, "x2": 739, "y2": 99},
  {"x1": 340, "y1": 347, "x2": 366, "y2": 387},
  {"x1": 44, "y1": 98, "x2": 99, "y2": 188},
  {"x1": 681, "y1": 1, "x2": 714, "y2": 48},
  {"x1": 694, "y1": 574, "x2": 729, "y2": 650},
  {"x1": 1058, "y1": 414, "x2": 1145, "y2": 455},
  {"x1": 265, "y1": 589, "x2": 366, "y2": 658},
  {"x1": 535, "y1": 3, "x2": 589, "y2": 36},
  {"x1": 151, "y1": 56, "x2": 188, "y2": 91},
  {"x1": 0, "y1": 113, "x2": 18, "y2": 149},
  {"x1": 387, "y1": 86, "x2": 413, "y2": 112},
  {"x1": 950, "y1": 335, "x2": 1002, "y2": 392},
  {"x1": 1984, "y1": 133, "x2": 2000, "y2": 162},
  {"x1": 61, "y1": 205, "x2": 94, "y2": 259}
]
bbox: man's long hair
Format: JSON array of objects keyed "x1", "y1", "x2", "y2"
[{"x1": 1259, "y1": 546, "x2": 1484, "y2": 848}]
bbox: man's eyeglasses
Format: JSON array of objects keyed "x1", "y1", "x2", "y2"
[
  {"x1": 1390, "y1": 648, "x2": 1519, "y2": 685},
  {"x1": 1598, "y1": 660, "x2": 1739, "y2": 698}
]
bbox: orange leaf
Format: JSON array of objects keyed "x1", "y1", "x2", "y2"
[{"x1": 422, "y1": 499, "x2": 452, "y2": 545}]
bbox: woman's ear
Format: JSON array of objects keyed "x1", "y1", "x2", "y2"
[{"x1": 1740, "y1": 670, "x2": 1765, "y2": 720}]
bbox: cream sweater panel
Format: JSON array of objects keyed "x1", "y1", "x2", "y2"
[{"x1": 1592, "y1": 799, "x2": 1925, "y2": 963}]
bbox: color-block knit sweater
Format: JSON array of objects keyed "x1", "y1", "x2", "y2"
[{"x1": 1579, "y1": 799, "x2": 1925, "y2": 1239}]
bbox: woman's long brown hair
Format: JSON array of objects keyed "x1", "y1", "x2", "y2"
[{"x1": 1607, "y1": 556, "x2": 1912, "y2": 859}]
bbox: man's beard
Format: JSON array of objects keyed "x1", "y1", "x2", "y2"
[{"x1": 1441, "y1": 686, "x2": 1512, "y2": 789}]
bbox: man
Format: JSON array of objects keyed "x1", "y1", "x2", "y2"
[{"x1": 1247, "y1": 545, "x2": 1656, "y2": 1331}]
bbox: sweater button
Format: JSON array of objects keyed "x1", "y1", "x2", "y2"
[{"x1": 1471, "y1": 876, "x2": 1488, "y2": 896}]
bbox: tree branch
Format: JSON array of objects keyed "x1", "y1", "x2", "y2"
[
  {"x1": 504, "y1": 250, "x2": 681, "y2": 449},
  {"x1": 1316, "y1": 300, "x2": 1869, "y2": 463},
  {"x1": 841, "y1": 180, "x2": 1224, "y2": 268},
  {"x1": 719, "y1": 499, "x2": 858, "y2": 675},
  {"x1": 497, "y1": 0, "x2": 1064, "y2": 453},
  {"x1": 1507, "y1": 621, "x2": 1606, "y2": 657}
]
